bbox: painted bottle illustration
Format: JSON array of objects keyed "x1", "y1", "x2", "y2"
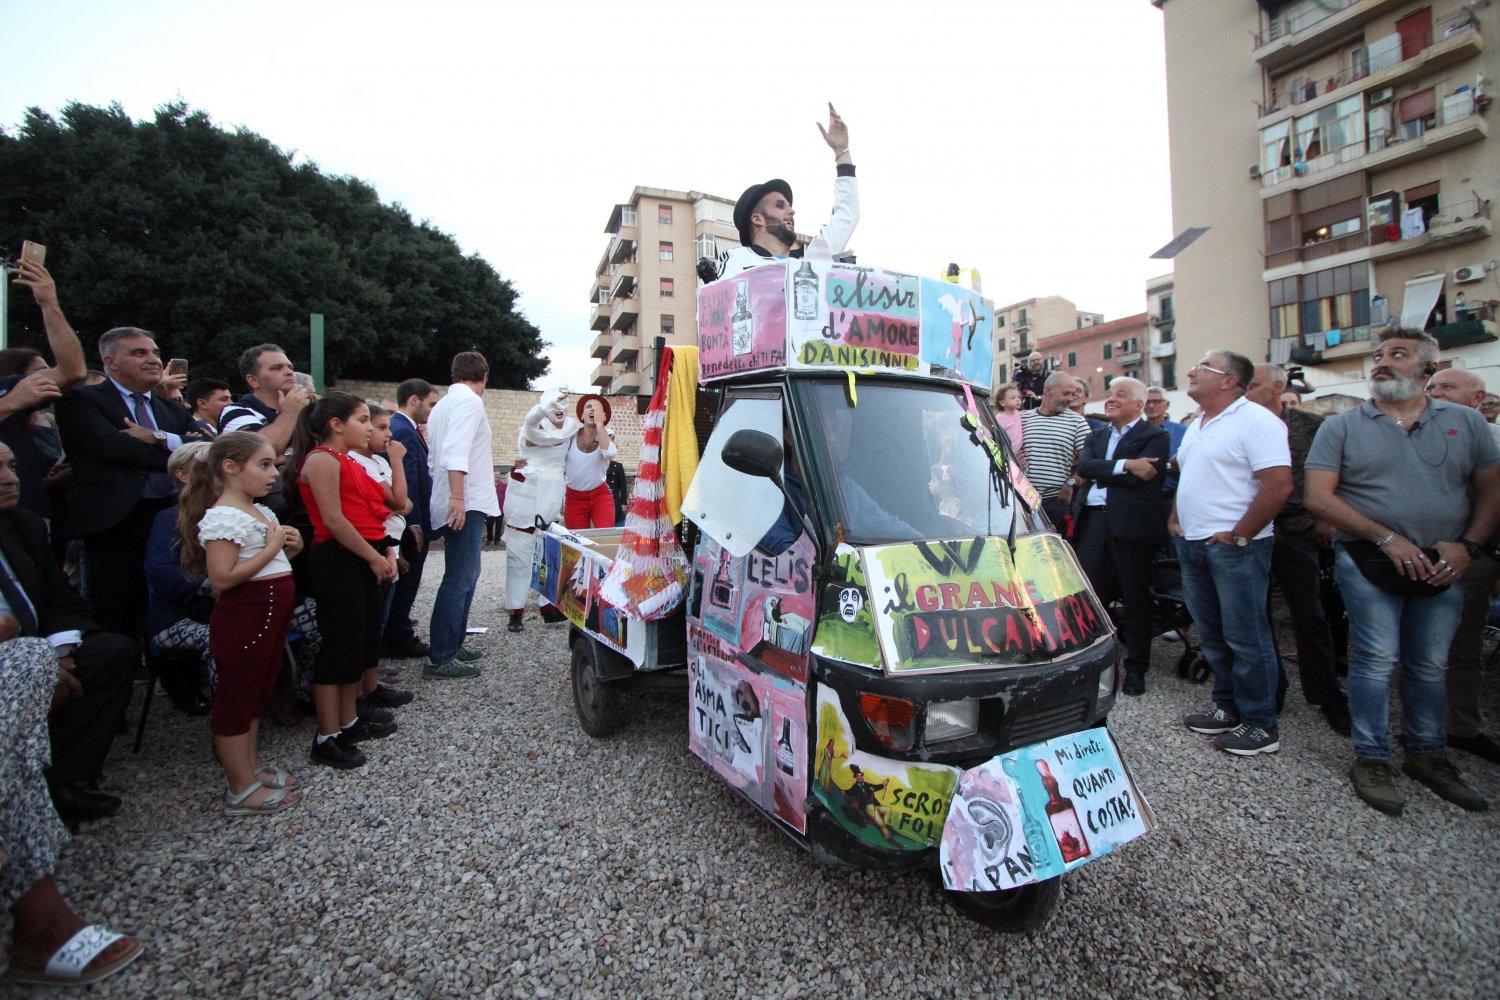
[
  {"x1": 710, "y1": 549, "x2": 734, "y2": 608},
  {"x1": 793, "y1": 260, "x2": 819, "y2": 320},
  {"x1": 731, "y1": 280, "x2": 754, "y2": 356},
  {"x1": 775, "y1": 718, "x2": 795, "y2": 775},
  {"x1": 1036, "y1": 759, "x2": 1091, "y2": 864}
]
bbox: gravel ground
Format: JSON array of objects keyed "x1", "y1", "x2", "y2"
[{"x1": 4, "y1": 545, "x2": 1498, "y2": 999}]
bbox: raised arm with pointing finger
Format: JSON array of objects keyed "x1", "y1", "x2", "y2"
[{"x1": 717, "y1": 102, "x2": 860, "y2": 277}]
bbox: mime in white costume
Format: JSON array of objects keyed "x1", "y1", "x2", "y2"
[{"x1": 503, "y1": 388, "x2": 580, "y2": 631}]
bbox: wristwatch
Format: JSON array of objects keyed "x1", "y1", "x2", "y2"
[
  {"x1": 152, "y1": 429, "x2": 167, "y2": 443},
  {"x1": 1232, "y1": 534, "x2": 1250, "y2": 547},
  {"x1": 1459, "y1": 537, "x2": 1486, "y2": 559}
]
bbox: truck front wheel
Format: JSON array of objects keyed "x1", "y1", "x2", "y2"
[
  {"x1": 571, "y1": 638, "x2": 624, "y2": 737},
  {"x1": 943, "y1": 876, "x2": 1061, "y2": 933}
]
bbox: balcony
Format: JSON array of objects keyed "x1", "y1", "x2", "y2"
[
  {"x1": 1149, "y1": 342, "x2": 1176, "y2": 359},
  {"x1": 589, "y1": 332, "x2": 613, "y2": 360},
  {"x1": 1012, "y1": 337, "x2": 1033, "y2": 359},
  {"x1": 1369, "y1": 197, "x2": 1492, "y2": 263},
  {"x1": 609, "y1": 261, "x2": 638, "y2": 300},
  {"x1": 609, "y1": 232, "x2": 638, "y2": 265},
  {"x1": 589, "y1": 303, "x2": 611, "y2": 332},
  {"x1": 1267, "y1": 325, "x2": 1375, "y2": 366},
  {"x1": 1150, "y1": 312, "x2": 1174, "y2": 332},
  {"x1": 612, "y1": 369, "x2": 644, "y2": 395},
  {"x1": 1432, "y1": 317, "x2": 1498, "y2": 351},
  {"x1": 610, "y1": 297, "x2": 639, "y2": 332},
  {"x1": 1258, "y1": 13, "x2": 1482, "y2": 119},
  {"x1": 591, "y1": 362, "x2": 615, "y2": 388},
  {"x1": 1254, "y1": 0, "x2": 1409, "y2": 72},
  {"x1": 1117, "y1": 350, "x2": 1144, "y2": 366},
  {"x1": 1261, "y1": 101, "x2": 1486, "y2": 194},
  {"x1": 610, "y1": 334, "x2": 641, "y2": 364}
]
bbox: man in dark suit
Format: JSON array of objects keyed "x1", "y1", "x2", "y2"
[
  {"x1": 54, "y1": 327, "x2": 197, "y2": 639},
  {"x1": 1071, "y1": 377, "x2": 1171, "y2": 695},
  {"x1": 383, "y1": 378, "x2": 439, "y2": 657},
  {"x1": 0, "y1": 441, "x2": 136, "y2": 829}
]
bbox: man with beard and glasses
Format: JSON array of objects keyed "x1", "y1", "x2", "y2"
[
  {"x1": 1306, "y1": 330, "x2": 1500, "y2": 816},
  {"x1": 717, "y1": 104, "x2": 859, "y2": 278}
]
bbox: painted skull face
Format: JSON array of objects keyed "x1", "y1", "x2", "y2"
[{"x1": 838, "y1": 587, "x2": 864, "y2": 623}]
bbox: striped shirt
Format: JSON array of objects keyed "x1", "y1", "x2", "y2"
[{"x1": 1019, "y1": 408, "x2": 1090, "y2": 500}]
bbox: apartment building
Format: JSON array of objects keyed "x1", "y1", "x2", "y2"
[
  {"x1": 1154, "y1": 0, "x2": 1499, "y2": 394},
  {"x1": 1038, "y1": 313, "x2": 1152, "y2": 405},
  {"x1": 1145, "y1": 273, "x2": 1179, "y2": 390},
  {"x1": 590, "y1": 187, "x2": 739, "y2": 401},
  {"x1": 993, "y1": 295, "x2": 1105, "y2": 387}
]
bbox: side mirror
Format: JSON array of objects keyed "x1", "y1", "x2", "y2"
[{"x1": 721, "y1": 429, "x2": 784, "y2": 483}]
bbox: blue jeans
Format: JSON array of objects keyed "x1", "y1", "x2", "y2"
[
  {"x1": 427, "y1": 514, "x2": 486, "y2": 664},
  {"x1": 1333, "y1": 546, "x2": 1466, "y2": 760},
  {"x1": 1174, "y1": 536, "x2": 1279, "y2": 727}
]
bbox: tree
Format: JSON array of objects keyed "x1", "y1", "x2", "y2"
[{"x1": 0, "y1": 101, "x2": 549, "y2": 388}]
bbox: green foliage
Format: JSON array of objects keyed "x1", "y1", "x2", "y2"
[{"x1": 0, "y1": 101, "x2": 548, "y2": 388}]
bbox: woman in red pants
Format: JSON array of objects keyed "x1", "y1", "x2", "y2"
[{"x1": 564, "y1": 394, "x2": 617, "y2": 529}]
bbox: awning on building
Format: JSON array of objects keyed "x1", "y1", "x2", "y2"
[{"x1": 1399, "y1": 273, "x2": 1446, "y2": 331}]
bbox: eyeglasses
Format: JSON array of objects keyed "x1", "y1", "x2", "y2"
[{"x1": 1191, "y1": 362, "x2": 1229, "y2": 376}]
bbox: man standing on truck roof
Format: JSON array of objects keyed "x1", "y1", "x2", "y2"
[{"x1": 716, "y1": 103, "x2": 859, "y2": 278}]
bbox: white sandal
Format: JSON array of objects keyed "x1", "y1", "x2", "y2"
[
  {"x1": 224, "y1": 781, "x2": 301, "y2": 816},
  {"x1": 254, "y1": 765, "x2": 300, "y2": 790},
  {"x1": 7, "y1": 924, "x2": 144, "y2": 985}
]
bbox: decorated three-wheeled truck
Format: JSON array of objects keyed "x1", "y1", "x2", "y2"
[{"x1": 534, "y1": 255, "x2": 1154, "y2": 931}]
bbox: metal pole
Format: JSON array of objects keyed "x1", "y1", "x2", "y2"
[
  {"x1": 309, "y1": 313, "x2": 324, "y2": 391},
  {"x1": 0, "y1": 265, "x2": 9, "y2": 350}
]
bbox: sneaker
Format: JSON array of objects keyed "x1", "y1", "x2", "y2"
[
  {"x1": 1215, "y1": 724, "x2": 1280, "y2": 756},
  {"x1": 424, "y1": 660, "x2": 481, "y2": 680},
  {"x1": 1403, "y1": 751, "x2": 1489, "y2": 812},
  {"x1": 1349, "y1": 758, "x2": 1404, "y2": 816},
  {"x1": 1447, "y1": 732, "x2": 1500, "y2": 765},
  {"x1": 362, "y1": 683, "x2": 415, "y2": 708},
  {"x1": 1321, "y1": 701, "x2": 1352, "y2": 737},
  {"x1": 342, "y1": 716, "x2": 397, "y2": 743},
  {"x1": 353, "y1": 702, "x2": 396, "y2": 725},
  {"x1": 311, "y1": 733, "x2": 367, "y2": 769},
  {"x1": 454, "y1": 647, "x2": 484, "y2": 663},
  {"x1": 1184, "y1": 707, "x2": 1240, "y2": 734}
]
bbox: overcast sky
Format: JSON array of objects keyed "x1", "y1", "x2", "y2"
[{"x1": 4, "y1": 0, "x2": 1173, "y2": 392}]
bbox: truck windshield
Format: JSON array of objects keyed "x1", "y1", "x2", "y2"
[{"x1": 801, "y1": 380, "x2": 1033, "y2": 544}]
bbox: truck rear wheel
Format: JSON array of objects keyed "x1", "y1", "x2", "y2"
[
  {"x1": 571, "y1": 638, "x2": 624, "y2": 738},
  {"x1": 943, "y1": 876, "x2": 1061, "y2": 933}
]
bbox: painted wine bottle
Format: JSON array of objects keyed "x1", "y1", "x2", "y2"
[
  {"x1": 731, "y1": 280, "x2": 754, "y2": 355},
  {"x1": 793, "y1": 260, "x2": 819, "y2": 320},
  {"x1": 775, "y1": 718, "x2": 795, "y2": 774},
  {"x1": 1035, "y1": 759, "x2": 1091, "y2": 863}
]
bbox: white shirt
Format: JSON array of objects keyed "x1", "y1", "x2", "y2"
[
  {"x1": 1085, "y1": 417, "x2": 1141, "y2": 508},
  {"x1": 427, "y1": 383, "x2": 500, "y2": 518},
  {"x1": 197, "y1": 504, "x2": 294, "y2": 581},
  {"x1": 348, "y1": 451, "x2": 407, "y2": 539},
  {"x1": 1174, "y1": 395, "x2": 1291, "y2": 540},
  {"x1": 564, "y1": 431, "x2": 618, "y2": 492}
]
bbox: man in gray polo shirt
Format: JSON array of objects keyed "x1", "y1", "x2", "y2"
[{"x1": 1306, "y1": 329, "x2": 1500, "y2": 816}]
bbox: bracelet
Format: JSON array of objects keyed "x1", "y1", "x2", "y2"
[
  {"x1": 833, "y1": 148, "x2": 849, "y2": 157},
  {"x1": 1375, "y1": 530, "x2": 1397, "y2": 549}
]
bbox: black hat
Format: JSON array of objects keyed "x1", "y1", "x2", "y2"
[{"x1": 734, "y1": 178, "x2": 793, "y2": 246}]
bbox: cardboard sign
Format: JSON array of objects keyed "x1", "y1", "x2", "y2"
[
  {"x1": 940, "y1": 726, "x2": 1154, "y2": 892},
  {"x1": 861, "y1": 535, "x2": 1109, "y2": 673}
]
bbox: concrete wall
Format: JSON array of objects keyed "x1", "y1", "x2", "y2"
[{"x1": 334, "y1": 381, "x2": 647, "y2": 473}]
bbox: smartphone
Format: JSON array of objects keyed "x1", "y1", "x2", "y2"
[
  {"x1": 167, "y1": 358, "x2": 189, "y2": 377},
  {"x1": 19, "y1": 241, "x2": 46, "y2": 267}
]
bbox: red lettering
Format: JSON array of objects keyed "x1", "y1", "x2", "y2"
[
  {"x1": 937, "y1": 617, "x2": 960, "y2": 652},
  {"x1": 938, "y1": 583, "x2": 962, "y2": 609},
  {"x1": 916, "y1": 585, "x2": 939, "y2": 612},
  {"x1": 1024, "y1": 579, "x2": 1044, "y2": 603},
  {"x1": 913, "y1": 616, "x2": 931, "y2": 651},
  {"x1": 966, "y1": 582, "x2": 992, "y2": 609},
  {"x1": 981, "y1": 617, "x2": 1004, "y2": 654},
  {"x1": 1005, "y1": 614, "x2": 1025, "y2": 651},
  {"x1": 1052, "y1": 607, "x2": 1079, "y2": 647}
]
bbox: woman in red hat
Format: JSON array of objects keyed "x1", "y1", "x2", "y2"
[{"x1": 564, "y1": 394, "x2": 617, "y2": 529}]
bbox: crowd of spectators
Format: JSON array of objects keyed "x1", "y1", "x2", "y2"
[
  {"x1": 0, "y1": 262, "x2": 515, "y2": 984},
  {"x1": 1000, "y1": 328, "x2": 1500, "y2": 817}
]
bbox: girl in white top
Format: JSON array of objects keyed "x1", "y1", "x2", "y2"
[{"x1": 177, "y1": 431, "x2": 304, "y2": 816}]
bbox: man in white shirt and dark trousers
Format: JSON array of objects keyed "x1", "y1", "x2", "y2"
[
  {"x1": 424, "y1": 353, "x2": 497, "y2": 679},
  {"x1": 1171, "y1": 350, "x2": 1293, "y2": 756}
]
